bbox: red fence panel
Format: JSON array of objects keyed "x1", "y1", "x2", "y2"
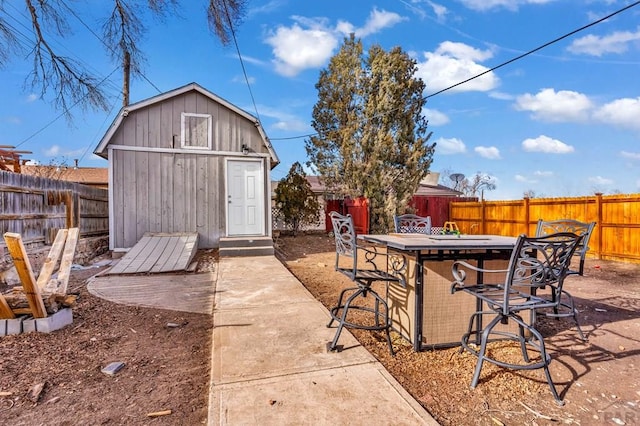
[
  {"x1": 344, "y1": 197, "x2": 369, "y2": 234},
  {"x1": 324, "y1": 197, "x2": 370, "y2": 234},
  {"x1": 325, "y1": 199, "x2": 343, "y2": 232}
]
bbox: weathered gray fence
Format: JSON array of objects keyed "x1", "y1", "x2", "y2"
[{"x1": 0, "y1": 171, "x2": 108, "y2": 249}]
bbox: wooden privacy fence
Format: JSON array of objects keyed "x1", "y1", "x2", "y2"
[
  {"x1": 0, "y1": 171, "x2": 108, "y2": 250},
  {"x1": 449, "y1": 193, "x2": 640, "y2": 264}
]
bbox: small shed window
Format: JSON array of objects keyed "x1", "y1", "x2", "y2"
[{"x1": 181, "y1": 113, "x2": 212, "y2": 149}]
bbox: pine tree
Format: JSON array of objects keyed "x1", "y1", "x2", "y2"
[{"x1": 306, "y1": 34, "x2": 435, "y2": 233}]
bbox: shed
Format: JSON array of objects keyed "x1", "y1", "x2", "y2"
[{"x1": 94, "y1": 82, "x2": 279, "y2": 256}]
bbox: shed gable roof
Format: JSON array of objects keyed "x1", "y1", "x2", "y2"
[{"x1": 93, "y1": 82, "x2": 279, "y2": 165}]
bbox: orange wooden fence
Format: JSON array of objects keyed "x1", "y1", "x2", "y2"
[{"x1": 449, "y1": 193, "x2": 640, "y2": 264}]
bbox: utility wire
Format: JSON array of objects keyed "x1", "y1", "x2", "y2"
[
  {"x1": 425, "y1": 0, "x2": 640, "y2": 98},
  {"x1": 14, "y1": 67, "x2": 120, "y2": 148},
  {"x1": 270, "y1": 0, "x2": 640, "y2": 141},
  {"x1": 3, "y1": 2, "x2": 122, "y2": 95},
  {"x1": 78, "y1": 94, "x2": 122, "y2": 163},
  {"x1": 221, "y1": 0, "x2": 262, "y2": 125},
  {"x1": 60, "y1": 0, "x2": 163, "y2": 94}
]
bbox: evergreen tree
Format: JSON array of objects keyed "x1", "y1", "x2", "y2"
[
  {"x1": 274, "y1": 162, "x2": 321, "y2": 236},
  {"x1": 306, "y1": 34, "x2": 435, "y2": 233}
]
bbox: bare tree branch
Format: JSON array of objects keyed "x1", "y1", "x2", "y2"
[
  {"x1": 0, "y1": 7, "x2": 21, "y2": 67},
  {"x1": 25, "y1": 0, "x2": 108, "y2": 119},
  {"x1": 207, "y1": 0, "x2": 246, "y2": 45}
]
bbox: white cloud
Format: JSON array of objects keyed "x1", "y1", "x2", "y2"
[
  {"x1": 423, "y1": 108, "x2": 449, "y2": 126},
  {"x1": 351, "y1": 8, "x2": 405, "y2": 38},
  {"x1": 265, "y1": 9, "x2": 403, "y2": 77},
  {"x1": 621, "y1": 151, "x2": 640, "y2": 160},
  {"x1": 233, "y1": 54, "x2": 265, "y2": 66},
  {"x1": 514, "y1": 88, "x2": 593, "y2": 122},
  {"x1": 437, "y1": 41, "x2": 493, "y2": 62},
  {"x1": 256, "y1": 105, "x2": 311, "y2": 133},
  {"x1": 416, "y1": 42, "x2": 498, "y2": 94},
  {"x1": 45, "y1": 145, "x2": 61, "y2": 156},
  {"x1": 232, "y1": 75, "x2": 256, "y2": 84},
  {"x1": 475, "y1": 146, "x2": 501, "y2": 159},
  {"x1": 43, "y1": 144, "x2": 84, "y2": 158},
  {"x1": 489, "y1": 91, "x2": 514, "y2": 101},
  {"x1": 515, "y1": 174, "x2": 536, "y2": 183},
  {"x1": 4, "y1": 116, "x2": 21, "y2": 125},
  {"x1": 435, "y1": 137, "x2": 466, "y2": 154},
  {"x1": 568, "y1": 29, "x2": 640, "y2": 57},
  {"x1": 247, "y1": 0, "x2": 285, "y2": 17},
  {"x1": 593, "y1": 97, "x2": 640, "y2": 131},
  {"x1": 265, "y1": 19, "x2": 338, "y2": 76},
  {"x1": 271, "y1": 119, "x2": 309, "y2": 132},
  {"x1": 588, "y1": 176, "x2": 614, "y2": 185},
  {"x1": 522, "y1": 135, "x2": 574, "y2": 154},
  {"x1": 26, "y1": 94, "x2": 38, "y2": 103},
  {"x1": 427, "y1": 1, "x2": 448, "y2": 21},
  {"x1": 533, "y1": 170, "x2": 553, "y2": 177},
  {"x1": 458, "y1": 0, "x2": 555, "y2": 12}
]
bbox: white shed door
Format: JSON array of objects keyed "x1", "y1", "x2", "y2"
[{"x1": 227, "y1": 160, "x2": 265, "y2": 236}]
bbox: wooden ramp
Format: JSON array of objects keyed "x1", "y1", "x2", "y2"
[{"x1": 107, "y1": 233, "x2": 199, "y2": 275}]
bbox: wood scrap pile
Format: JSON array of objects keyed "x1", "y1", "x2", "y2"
[{"x1": 1, "y1": 228, "x2": 79, "y2": 319}]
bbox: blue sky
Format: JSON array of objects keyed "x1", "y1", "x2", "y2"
[{"x1": 1, "y1": 0, "x2": 639, "y2": 200}]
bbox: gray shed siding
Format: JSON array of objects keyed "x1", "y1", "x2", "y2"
[
  {"x1": 108, "y1": 89, "x2": 270, "y2": 249},
  {"x1": 110, "y1": 91, "x2": 268, "y2": 154},
  {"x1": 112, "y1": 150, "x2": 224, "y2": 248}
]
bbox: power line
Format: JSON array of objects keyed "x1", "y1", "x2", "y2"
[
  {"x1": 425, "y1": 0, "x2": 640, "y2": 98},
  {"x1": 14, "y1": 67, "x2": 120, "y2": 149},
  {"x1": 222, "y1": 0, "x2": 262, "y2": 125},
  {"x1": 3, "y1": 2, "x2": 122, "y2": 96},
  {"x1": 270, "y1": 0, "x2": 640, "y2": 141},
  {"x1": 59, "y1": 0, "x2": 163, "y2": 94},
  {"x1": 78, "y1": 95, "x2": 122, "y2": 164}
]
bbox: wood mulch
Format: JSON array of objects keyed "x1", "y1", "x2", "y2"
[{"x1": 276, "y1": 233, "x2": 640, "y2": 426}]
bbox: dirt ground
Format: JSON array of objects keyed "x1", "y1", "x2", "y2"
[
  {"x1": 0, "y1": 255, "x2": 213, "y2": 425},
  {"x1": 275, "y1": 233, "x2": 640, "y2": 426},
  {"x1": 2, "y1": 234, "x2": 639, "y2": 425}
]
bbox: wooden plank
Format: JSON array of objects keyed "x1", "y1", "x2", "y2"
[
  {"x1": 131, "y1": 236, "x2": 164, "y2": 273},
  {"x1": 52, "y1": 227, "x2": 79, "y2": 295},
  {"x1": 3, "y1": 232, "x2": 47, "y2": 318},
  {"x1": 108, "y1": 233, "x2": 154, "y2": 274},
  {"x1": 0, "y1": 293, "x2": 16, "y2": 319},
  {"x1": 150, "y1": 235, "x2": 181, "y2": 273},
  {"x1": 158, "y1": 233, "x2": 198, "y2": 272},
  {"x1": 36, "y1": 229, "x2": 68, "y2": 289},
  {"x1": 127, "y1": 236, "x2": 163, "y2": 273}
]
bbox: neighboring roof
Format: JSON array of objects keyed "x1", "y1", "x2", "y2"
[
  {"x1": 20, "y1": 165, "x2": 108, "y2": 186},
  {"x1": 273, "y1": 175, "x2": 462, "y2": 198},
  {"x1": 304, "y1": 176, "x2": 326, "y2": 194},
  {"x1": 93, "y1": 82, "x2": 279, "y2": 165},
  {"x1": 413, "y1": 183, "x2": 463, "y2": 197}
]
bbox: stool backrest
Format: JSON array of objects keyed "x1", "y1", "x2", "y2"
[
  {"x1": 535, "y1": 219, "x2": 596, "y2": 275},
  {"x1": 502, "y1": 232, "x2": 583, "y2": 314},
  {"x1": 394, "y1": 214, "x2": 432, "y2": 234}
]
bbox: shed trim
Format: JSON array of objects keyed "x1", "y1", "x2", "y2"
[
  {"x1": 106, "y1": 143, "x2": 271, "y2": 159},
  {"x1": 94, "y1": 82, "x2": 279, "y2": 166}
]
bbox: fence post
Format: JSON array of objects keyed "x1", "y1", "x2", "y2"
[
  {"x1": 480, "y1": 199, "x2": 486, "y2": 234},
  {"x1": 64, "y1": 190, "x2": 77, "y2": 229},
  {"x1": 524, "y1": 197, "x2": 530, "y2": 234},
  {"x1": 596, "y1": 192, "x2": 603, "y2": 260}
]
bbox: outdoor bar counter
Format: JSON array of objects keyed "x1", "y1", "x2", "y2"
[{"x1": 359, "y1": 233, "x2": 517, "y2": 351}]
